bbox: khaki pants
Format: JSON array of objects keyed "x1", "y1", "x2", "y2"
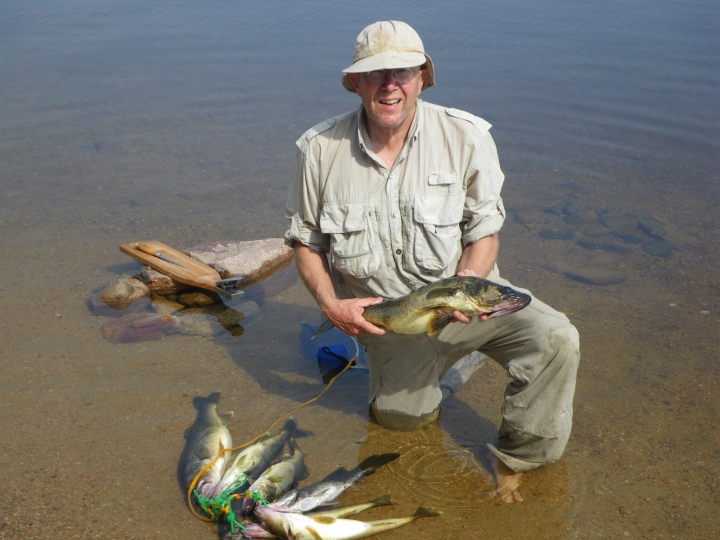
[{"x1": 357, "y1": 271, "x2": 580, "y2": 472}]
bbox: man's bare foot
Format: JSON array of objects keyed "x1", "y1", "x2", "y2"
[{"x1": 494, "y1": 458, "x2": 524, "y2": 503}]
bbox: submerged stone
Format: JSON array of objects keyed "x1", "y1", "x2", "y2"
[
  {"x1": 540, "y1": 227, "x2": 574, "y2": 240},
  {"x1": 642, "y1": 240, "x2": 673, "y2": 257},
  {"x1": 634, "y1": 212, "x2": 697, "y2": 250},
  {"x1": 577, "y1": 239, "x2": 630, "y2": 255},
  {"x1": 616, "y1": 234, "x2": 645, "y2": 244},
  {"x1": 583, "y1": 224, "x2": 612, "y2": 237},
  {"x1": 599, "y1": 214, "x2": 638, "y2": 236},
  {"x1": 101, "y1": 312, "x2": 178, "y2": 343},
  {"x1": 90, "y1": 278, "x2": 151, "y2": 317}
]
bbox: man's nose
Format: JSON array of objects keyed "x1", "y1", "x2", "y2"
[{"x1": 381, "y1": 70, "x2": 399, "y2": 87}]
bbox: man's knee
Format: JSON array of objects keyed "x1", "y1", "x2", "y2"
[
  {"x1": 524, "y1": 322, "x2": 580, "y2": 382},
  {"x1": 369, "y1": 402, "x2": 439, "y2": 432}
]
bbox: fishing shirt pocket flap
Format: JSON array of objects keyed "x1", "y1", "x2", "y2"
[
  {"x1": 320, "y1": 202, "x2": 379, "y2": 278},
  {"x1": 413, "y1": 194, "x2": 464, "y2": 273}
]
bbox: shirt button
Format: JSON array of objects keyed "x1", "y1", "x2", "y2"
[
  {"x1": 396, "y1": 248, "x2": 402, "y2": 255},
  {"x1": 389, "y1": 172, "x2": 395, "y2": 179},
  {"x1": 328, "y1": 119, "x2": 336, "y2": 125},
  {"x1": 392, "y1": 212, "x2": 397, "y2": 218}
]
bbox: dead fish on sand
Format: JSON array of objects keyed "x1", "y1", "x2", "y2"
[
  {"x1": 254, "y1": 503, "x2": 441, "y2": 540},
  {"x1": 241, "y1": 438, "x2": 308, "y2": 515},
  {"x1": 179, "y1": 392, "x2": 233, "y2": 500},
  {"x1": 314, "y1": 276, "x2": 531, "y2": 337},
  {"x1": 274, "y1": 466, "x2": 367, "y2": 513},
  {"x1": 212, "y1": 417, "x2": 309, "y2": 498}
]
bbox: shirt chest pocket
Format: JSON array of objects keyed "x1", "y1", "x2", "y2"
[
  {"x1": 320, "y1": 203, "x2": 380, "y2": 279},
  {"x1": 413, "y1": 195, "x2": 463, "y2": 273}
]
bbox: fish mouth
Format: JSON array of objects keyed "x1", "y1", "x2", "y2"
[{"x1": 487, "y1": 294, "x2": 531, "y2": 318}]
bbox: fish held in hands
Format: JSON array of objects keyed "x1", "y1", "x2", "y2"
[{"x1": 314, "y1": 276, "x2": 531, "y2": 337}]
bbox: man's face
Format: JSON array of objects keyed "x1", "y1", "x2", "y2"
[{"x1": 349, "y1": 67, "x2": 427, "y2": 133}]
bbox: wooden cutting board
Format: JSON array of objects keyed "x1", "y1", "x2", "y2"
[{"x1": 120, "y1": 240, "x2": 242, "y2": 298}]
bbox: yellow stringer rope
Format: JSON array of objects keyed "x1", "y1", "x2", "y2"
[{"x1": 186, "y1": 357, "x2": 357, "y2": 521}]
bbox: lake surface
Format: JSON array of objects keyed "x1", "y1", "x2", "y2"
[{"x1": 1, "y1": 1, "x2": 718, "y2": 538}]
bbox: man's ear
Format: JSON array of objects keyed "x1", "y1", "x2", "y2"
[{"x1": 348, "y1": 73, "x2": 360, "y2": 92}]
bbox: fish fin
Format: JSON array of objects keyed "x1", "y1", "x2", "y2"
[
  {"x1": 306, "y1": 527, "x2": 324, "y2": 540},
  {"x1": 218, "y1": 411, "x2": 234, "y2": 425},
  {"x1": 427, "y1": 313, "x2": 454, "y2": 335},
  {"x1": 412, "y1": 506, "x2": 442, "y2": 519},
  {"x1": 425, "y1": 286, "x2": 461, "y2": 300},
  {"x1": 370, "y1": 494, "x2": 392, "y2": 507},
  {"x1": 311, "y1": 319, "x2": 335, "y2": 339}
]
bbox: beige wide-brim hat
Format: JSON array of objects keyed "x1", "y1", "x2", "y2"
[{"x1": 342, "y1": 20, "x2": 435, "y2": 93}]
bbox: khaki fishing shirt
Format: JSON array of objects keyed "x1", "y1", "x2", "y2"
[{"x1": 284, "y1": 99, "x2": 506, "y2": 300}]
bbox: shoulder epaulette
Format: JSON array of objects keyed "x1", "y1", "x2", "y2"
[
  {"x1": 295, "y1": 109, "x2": 356, "y2": 154},
  {"x1": 444, "y1": 107, "x2": 492, "y2": 133}
]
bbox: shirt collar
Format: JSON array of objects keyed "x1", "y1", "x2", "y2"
[{"x1": 356, "y1": 99, "x2": 424, "y2": 171}]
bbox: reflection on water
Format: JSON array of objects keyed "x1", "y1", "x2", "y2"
[{"x1": 0, "y1": 0, "x2": 718, "y2": 538}]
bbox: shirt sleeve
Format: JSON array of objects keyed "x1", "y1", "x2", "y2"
[
  {"x1": 461, "y1": 129, "x2": 506, "y2": 246},
  {"x1": 284, "y1": 146, "x2": 331, "y2": 252}
]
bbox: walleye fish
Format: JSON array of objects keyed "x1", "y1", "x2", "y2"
[
  {"x1": 212, "y1": 417, "x2": 307, "y2": 498},
  {"x1": 179, "y1": 392, "x2": 233, "y2": 500},
  {"x1": 241, "y1": 438, "x2": 308, "y2": 515},
  {"x1": 255, "y1": 503, "x2": 441, "y2": 540},
  {"x1": 314, "y1": 276, "x2": 532, "y2": 337},
  {"x1": 306, "y1": 495, "x2": 392, "y2": 519},
  {"x1": 274, "y1": 466, "x2": 367, "y2": 513}
]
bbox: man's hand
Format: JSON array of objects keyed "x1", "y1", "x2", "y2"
[
  {"x1": 322, "y1": 296, "x2": 387, "y2": 337},
  {"x1": 438, "y1": 268, "x2": 489, "y2": 324}
]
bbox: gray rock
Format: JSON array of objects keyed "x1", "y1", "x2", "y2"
[
  {"x1": 634, "y1": 212, "x2": 698, "y2": 250},
  {"x1": 616, "y1": 234, "x2": 645, "y2": 244},
  {"x1": 599, "y1": 214, "x2": 638, "y2": 236},
  {"x1": 583, "y1": 224, "x2": 612, "y2": 238},
  {"x1": 564, "y1": 211, "x2": 599, "y2": 225},
  {"x1": 173, "y1": 314, "x2": 226, "y2": 338},
  {"x1": 564, "y1": 204, "x2": 588, "y2": 215},
  {"x1": 577, "y1": 239, "x2": 630, "y2": 255},
  {"x1": 184, "y1": 238, "x2": 294, "y2": 285},
  {"x1": 540, "y1": 227, "x2": 574, "y2": 240},
  {"x1": 642, "y1": 240, "x2": 673, "y2": 257}
]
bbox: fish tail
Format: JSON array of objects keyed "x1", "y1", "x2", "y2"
[
  {"x1": 412, "y1": 506, "x2": 442, "y2": 519},
  {"x1": 427, "y1": 313, "x2": 454, "y2": 335},
  {"x1": 311, "y1": 318, "x2": 335, "y2": 339}
]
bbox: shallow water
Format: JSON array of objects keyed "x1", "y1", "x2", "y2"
[{"x1": 1, "y1": 0, "x2": 719, "y2": 538}]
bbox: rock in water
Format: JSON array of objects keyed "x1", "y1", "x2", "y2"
[
  {"x1": 577, "y1": 239, "x2": 630, "y2": 255},
  {"x1": 634, "y1": 212, "x2": 697, "y2": 250},
  {"x1": 583, "y1": 223, "x2": 612, "y2": 237},
  {"x1": 599, "y1": 214, "x2": 638, "y2": 236},
  {"x1": 543, "y1": 261, "x2": 628, "y2": 286},
  {"x1": 642, "y1": 240, "x2": 673, "y2": 257},
  {"x1": 178, "y1": 291, "x2": 221, "y2": 308},
  {"x1": 184, "y1": 238, "x2": 294, "y2": 285},
  {"x1": 150, "y1": 295, "x2": 186, "y2": 315},
  {"x1": 139, "y1": 266, "x2": 190, "y2": 295},
  {"x1": 539, "y1": 227, "x2": 574, "y2": 240},
  {"x1": 101, "y1": 313, "x2": 178, "y2": 343},
  {"x1": 90, "y1": 278, "x2": 151, "y2": 316}
]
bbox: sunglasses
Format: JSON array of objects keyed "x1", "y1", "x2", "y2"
[{"x1": 362, "y1": 67, "x2": 420, "y2": 85}]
